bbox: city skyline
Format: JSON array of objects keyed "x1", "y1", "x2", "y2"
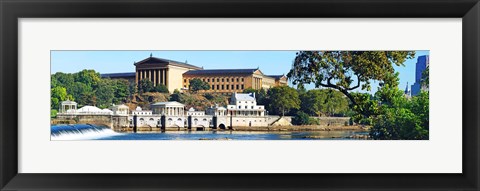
[{"x1": 51, "y1": 50, "x2": 429, "y2": 94}]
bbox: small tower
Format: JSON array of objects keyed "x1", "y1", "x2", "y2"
[{"x1": 404, "y1": 82, "x2": 411, "y2": 98}]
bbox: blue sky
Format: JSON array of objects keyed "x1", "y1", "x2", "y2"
[{"x1": 51, "y1": 50, "x2": 429, "y2": 94}]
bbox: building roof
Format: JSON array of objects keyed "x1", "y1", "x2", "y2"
[
  {"x1": 184, "y1": 68, "x2": 261, "y2": 76},
  {"x1": 134, "y1": 56, "x2": 202, "y2": 70},
  {"x1": 61, "y1": 100, "x2": 77, "y2": 105},
  {"x1": 266, "y1": 75, "x2": 287, "y2": 80},
  {"x1": 232, "y1": 92, "x2": 256, "y2": 102},
  {"x1": 101, "y1": 72, "x2": 136, "y2": 78},
  {"x1": 110, "y1": 104, "x2": 129, "y2": 109},
  {"x1": 77, "y1": 106, "x2": 103, "y2": 113},
  {"x1": 151, "y1": 101, "x2": 185, "y2": 107}
]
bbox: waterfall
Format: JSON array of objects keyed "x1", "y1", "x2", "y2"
[{"x1": 51, "y1": 124, "x2": 120, "y2": 140}]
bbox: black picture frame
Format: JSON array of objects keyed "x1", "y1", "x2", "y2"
[{"x1": 1, "y1": 0, "x2": 479, "y2": 190}]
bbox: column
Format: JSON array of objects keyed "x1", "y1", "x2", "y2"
[
  {"x1": 135, "y1": 70, "x2": 138, "y2": 84},
  {"x1": 162, "y1": 69, "x2": 166, "y2": 85},
  {"x1": 153, "y1": 69, "x2": 157, "y2": 86},
  {"x1": 148, "y1": 70, "x2": 153, "y2": 82},
  {"x1": 165, "y1": 69, "x2": 168, "y2": 87},
  {"x1": 157, "y1": 70, "x2": 161, "y2": 85}
]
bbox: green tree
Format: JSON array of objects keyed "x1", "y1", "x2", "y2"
[
  {"x1": 243, "y1": 88, "x2": 269, "y2": 106},
  {"x1": 51, "y1": 86, "x2": 73, "y2": 109},
  {"x1": 421, "y1": 66, "x2": 429, "y2": 88},
  {"x1": 78, "y1": 92, "x2": 97, "y2": 106},
  {"x1": 292, "y1": 111, "x2": 310, "y2": 125},
  {"x1": 153, "y1": 84, "x2": 169, "y2": 93},
  {"x1": 410, "y1": 91, "x2": 429, "y2": 131},
  {"x1": 189, "y1": 78, "x2": 210, "y2": 93},
  {"x1": 51, "y1": 109, "x2": 58, "y2": 118},
  {"x1": 52, "y1": 72, "x2": 75, "y2": 90},
  {"x1": 128, "y1": 82, "x2": 137, "y2": 96},
  {"x1": 300, "y1": 89, "x2": 349, "y2": 117},
  {"x1": 95, "y1": 79, "x2": 114, "y2": 108},
  {"x1": 169, "y1": 92, "x2": 183, "y2": 102},
  {"x1": 267, "y1": 86, "x2": 300, "y2": 116},
  {"x1": 70, "y1": 82, "x2": 93, "y2": 105},
  {"x1": 287, "y1": 51, "x2": 415, "y2": 113},
  {"x1": 292, "y1": 111, "x2": 320, "y2": 125},
  {"x1": 138, "y1": 79, "x2": 154, "y2": 94},
  {"x1": 323, "y1": 89, "x2": 349, "y2": 116},
  {"x1": 112, "y1": 79, "x2": 130, "y2": 104},
  {"x1": 300, "y1": 89, "x2": 327, "y2": 116},
  {"x1": 369, "y1": 85, "x2": 429, "y2": 140},
  {"x1": 74, "y1": 69, "x2": 101, "y2": 88}
]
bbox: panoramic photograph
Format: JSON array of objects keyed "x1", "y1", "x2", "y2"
[{"x1": 50, "y1": 50, "x2": 429, "y2": 140}]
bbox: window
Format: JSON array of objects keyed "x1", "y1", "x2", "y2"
[
  {"x1": 245, "y1": 106, "x2": 247, "y2": 109},
  {"x1": 231, "y1": 85, "x2": 234, "y2": 89},
  {"x1": 222, "y1": 85, "x2": 224, "y2": 89},
  {"x1": 231, "y1": 78, "x2": 234, "y2": 82},
  {"x1": 212, "y1": 85, "x2": 215, "y2": 90},
  {"x1": 226, "y1": 78, "x2": 229, "y2": 82},
  {"x1": 226, "y1": 85, "x2": 229, "y2": 90},
  {"x1": 184, "y1": 79, "x2": 186, "y2": 83},
  {"x1": 238, "y1": 106, "x2": 241, "y2": 109},
  {"x1": 236, "y1": 78, "x2": 239, "y2": 82},
  {"x1": 207, "y1": 79, "x2": 210, "y2": 82},
  {"x1": 236, "y1": 85, "x2": 239, "y2": 89},
  {"x1": 241, "y1": 85, "x2": 244, "y2": 89},
  {"x1": 241, "y1": 78, "x2": 244, "y2": 82},
  {"x1": 221, "y1": 78, "x2": 224, "y2": 82},
  {"x1": 217, "y1": 85, "x2": 219, "y2": 89},
  {"x1": 251, "y1": 106, "x2": 254, "y2": 109}
]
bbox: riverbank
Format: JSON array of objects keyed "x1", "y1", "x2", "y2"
[
  {"x1": 231, "y1": 125, "x2": 369, "y2": 131},
  {"x1": 110, "y1": 124, "x2": 369, "y2": 132}
]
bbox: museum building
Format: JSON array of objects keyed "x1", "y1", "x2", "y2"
[{"x1": 101, "y1": 55, "x2": 288, "y2": 93}]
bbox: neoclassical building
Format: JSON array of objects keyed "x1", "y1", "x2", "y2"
[{"x1": 101, "y1": 55, "x2": 287, "y2": 94}]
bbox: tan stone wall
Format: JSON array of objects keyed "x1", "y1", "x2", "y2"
[
  {"x1": 167, "y1": 65, "x2": 192, "y2": 93},
  {"x1": 228, "y1": 116, "x2": 269, "y2": 127},
  {"x1": 243, "y1": 75, "x2": 254, "y2": 89},
  {"x1": 183, "y1": 74, "x2": 251, "y2": 94},
  {"x1": 262, "y1": 76, "x2": 276, "y2": 89}
]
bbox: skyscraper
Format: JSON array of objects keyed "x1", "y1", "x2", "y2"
[{"x1": 410, "y1": 55, "x2": 429, "y2": 96}]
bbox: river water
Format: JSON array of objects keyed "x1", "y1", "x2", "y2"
[{"x1": 51, "y1": 124, "x2": 369, "y2": 140}]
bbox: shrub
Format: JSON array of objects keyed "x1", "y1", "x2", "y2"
[
  {"x1": 292, "y1": 111, "x2": 319, "y2": 125},
  {"x1": 51, "y1": 109, "x2": 58, "y2": 118}
]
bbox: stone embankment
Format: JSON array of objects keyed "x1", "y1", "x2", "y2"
[{"x1": 232, "y1": 125, "x2": 369, "y2": 131}]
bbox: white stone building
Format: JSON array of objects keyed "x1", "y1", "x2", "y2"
[
  {"x1": 110, "y1": 104, "x2": 129, "y2": 116},
  {"x1": 131, "y1": 106, "x2": 152, "y2": 115},
  {"x1": 59, "y1": 100, "x2": 77, "y2": 114},
  {"x1": 226, "y1": 92, "x2": 268, "y2": 127},
  {"x1": 151, "y1": 101, "x2": 185, "y2": 116},
  {"x1": 187, "y1": 107, "x2": 205, "y2": 116},
  {"x1": 76, "y1": 106, "x2": 113, "y2": 115}
]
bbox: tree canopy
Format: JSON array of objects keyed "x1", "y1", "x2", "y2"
[
  {"x1": 300, "y1": 89, "x2": 349, "y2": 117},
  {"x1": 51, "y1": 70, "x2": 132, "y2": 110},
  {"x1": 267, "y1": 86, "x2": 300, "y2": 116},
  {"x1": 287, "y1": 51, "x2": 415, "y2": 107},
  {"x1": 189, "y1": 78, "x2": 210, "y2": 93}
]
